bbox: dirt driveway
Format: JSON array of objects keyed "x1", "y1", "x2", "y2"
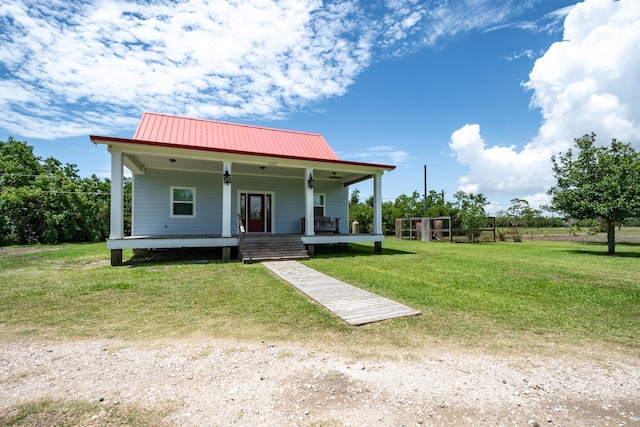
[{"x1": 1, "y1": 338, "x2": 639, "y2": 426}]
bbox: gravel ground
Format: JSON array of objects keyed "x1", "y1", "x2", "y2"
[{"x1": 1, "y1": 338, "x2": 639, "y2": 426}]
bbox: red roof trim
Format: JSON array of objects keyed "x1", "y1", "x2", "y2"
[{"x1": 90, "y1": 135, "x2": 396, "y2": 170}]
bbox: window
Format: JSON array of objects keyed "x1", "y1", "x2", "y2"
[
  {"x1": 170, "y1": 186, "x2": 195, "y2": 217},
  {"x1": 314, "y1": 193, "x2": 325, "y2": 217}
]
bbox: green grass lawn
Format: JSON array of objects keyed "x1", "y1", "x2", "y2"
[
  {"x1": 506, "y1": 225, "x2": 640, "y2": 239},
  {"x1": 1, "y1": 239, "x2": 638, "y2": 357}
]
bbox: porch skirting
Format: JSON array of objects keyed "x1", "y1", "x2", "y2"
[
  {"x1": 106, "y1": 235, "x2": 239, "y2": 250},
  {"x1": 300, "y1": 234, "x2": 384, "y2": 245},
  {"x1": 106, "y1": 233, "x2": 384, "y2": 250},
  {"x1": 106, "y1": 234, "x2": 385, "y2": 266}
]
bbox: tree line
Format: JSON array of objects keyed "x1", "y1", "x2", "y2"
[
  {"x1": 0, "y1": 137, "x2": 130, "y2": 246},
  {"x1": 3, "y1": 133, "x2": 639, "y2": 254},
  {"x1": 350, "y1": 133, "x2": 640, "y2": 254},
  {"x1": 349, "y1": 188, "x2": 492, "y2": 242}
]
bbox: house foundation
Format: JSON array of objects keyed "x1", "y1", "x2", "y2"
[{"x1": 110, "y1": 249, "x2": 123, "y2": 266}]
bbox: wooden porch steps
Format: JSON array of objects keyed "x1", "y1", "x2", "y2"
[{"x1": 240, "y1": 234, "x2": 309, "y2": 263}]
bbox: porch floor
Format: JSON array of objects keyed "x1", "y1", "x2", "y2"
[
  {"x1": 107, "y1": 233, "x2": 384, "y2": 252},
  {"x1": 263, "y1": 260, "x2": 421, "y2": 326}
]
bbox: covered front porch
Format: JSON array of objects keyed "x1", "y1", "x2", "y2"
[
  {"x1": 91, "y1": 114, "x2": 394, "y2": 266},
  {"x1": 101, "y1": 142, "x2": 388, "y2": 265}
]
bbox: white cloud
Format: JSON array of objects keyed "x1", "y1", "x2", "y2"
[
  {"x1": 488, "y1": 3, "x2": 574, "y2": 34},
  {"x1": 505, "y1": 49, "x2": 536, "y2": 61},
  {"x1": 449, "y1": 123, "x2": 552, "y2": 196},
  {"x1": 381, "y1": 0, "x2": 537, "y2": 54},
  {"x1": 343, "y1": 145, "x2": 409, "y2": 167},
  {"x1": 450, "y1": 0, "x2": 640, "y2": 210},
  {"x1": 0, "y1": 0, "x2": 373, "y2": 138},
  {"x1": 0, "y1": 1, "x2": 547, "y2": 139},
  {"x1": 527, "y1": 0, "x2": 640, "y2": 146}
]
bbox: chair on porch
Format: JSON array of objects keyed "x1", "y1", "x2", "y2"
[{"x1": 300, "y1": 217, "x2": 340, "y2": 234}]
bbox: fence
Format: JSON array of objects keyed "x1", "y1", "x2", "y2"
[
  {"x1": 395, "y1": 216, "x2": 496, "y2": 242},
  {"x1": 395, "y1": 216, "x2": 452, "y2": 241}
]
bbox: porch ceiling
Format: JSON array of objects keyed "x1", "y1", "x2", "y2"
[
  {"x1": 92, "y1": 134, "x2": 394, "y2": 184},
  {"x1": 123, "y1": 151, "x2": 373, "y2": 185}
]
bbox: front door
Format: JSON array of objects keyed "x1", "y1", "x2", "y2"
[
  {"x1": 243, "y1": 193, "x2": 272, "y2": 233},
  {"x1": 248, "y1": 194, "x2": 265, "y2": 232}
]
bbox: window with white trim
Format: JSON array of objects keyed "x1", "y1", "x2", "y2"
[
  {"x1": 313, "y1": 193, "x2": 325, "y2": 217},
  {"x1": 170, "y1": 186, "x2": 196, "y2": 217}
]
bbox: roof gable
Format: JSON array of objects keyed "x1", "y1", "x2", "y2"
[{"x1": 133, "y1": 112, "x2": 340, "y2": 161}]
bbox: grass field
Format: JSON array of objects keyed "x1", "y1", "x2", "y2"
[
  {"x1": 1, "y1": 238, "x2": 639, "y2": 358},
  {"x1": 0, "y1": 399, "x2": 170, "y2": 427}
]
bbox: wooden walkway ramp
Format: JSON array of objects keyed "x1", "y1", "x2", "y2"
[{"x1": 263, "y1": 261, "x2": 421, "y2": 326}]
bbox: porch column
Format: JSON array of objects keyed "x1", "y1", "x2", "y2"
[
  {"x1": 373, "y1": 172, "x2": 383, "y2": 235},
  {"x1": 373, "y1": 172, "x2": 383, "y2": 253},
  {"x1": 305, "y1": 168, "x2": 315, "y2": 236},
  {"x1": 222, "y1": 161, "x2": 232, "y2": 237},
  {"x1": 110, "y1": 150, "x2": 124, "y2": 240},
  {"x1": 109, "y1": 150, "x2": 124, "y2": 266}
]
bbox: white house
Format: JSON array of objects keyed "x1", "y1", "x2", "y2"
[{"x1": 91, "y1": 112, "x2": 395, "y2": 265}]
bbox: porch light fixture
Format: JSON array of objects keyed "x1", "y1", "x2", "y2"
[
  {"x1": 223, "y1": 168, "x2": 232, "y2": 185},
  {"x1": 307, "y1": 173, "x2": 314, "y2": 189}
]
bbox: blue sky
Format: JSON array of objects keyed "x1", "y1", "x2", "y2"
[{"x1": 1, "y1": 0, "x2": 639, "y2": 214}]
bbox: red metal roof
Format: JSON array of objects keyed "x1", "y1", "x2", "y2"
[{"x1": 133, "y1": 112, "x2": 340, "y2": 161}]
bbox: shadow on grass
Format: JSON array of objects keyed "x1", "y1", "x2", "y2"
[
  {"x1": 565, "y1": 241, "x2": 640, "y2": 258},
  {"x1": 312, "y1": 243, "x2": 415, "y2": 258},
  {"x1": 124, "y1": 243, "x2": 415, "y2": 266},
  {"x1": 125, "y1": 247, "x2": 234, "y2": 267}
]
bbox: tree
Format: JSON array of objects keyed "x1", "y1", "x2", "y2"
[
  {"x1": 506, "y1": 198, "x2": 528, "y2": 234},
  {"x1": 548, "y1": 133, "x2": 640, "y2": 254},
  {"x1": 381, "y1": 200, "x2": 395, "y2": 235},
  {"x1": 1, "y1": 137, "x2": 113, "y2": 245},
  {"x1": 1, "y1": 137, "x2": 45, "y2": 244},
  {"x1": 453, "y1": 191, "x2": 488, "y2": 243},
  {"x1": 348, "y1": 189, "x2": 373, "y2": 233},
  {"x1": 425, "y1": 190, "x2": 452, "y2": 217},
  {"x1": 349, "y1": 188, "x2": 360, "y2": 207},
  {"x1": 0, "y1": 136, "x2": 43, "y2": 188},
  {"x1": 506, "y1": 198, "x2": 540, "y2": 236},
  {"x1": 392, "y1": 191, "x2": 423, "y2": 219}
]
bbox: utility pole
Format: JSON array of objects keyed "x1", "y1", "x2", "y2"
[{"x1": 423, "y1": 164, "x2": 427, "y2": 216}]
